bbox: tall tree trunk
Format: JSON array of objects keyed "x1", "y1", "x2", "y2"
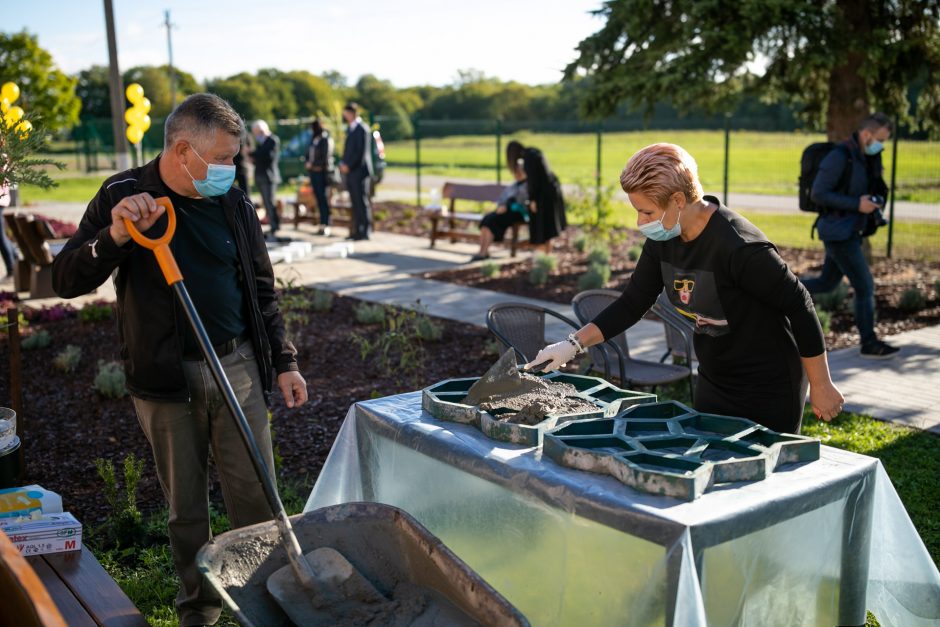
[{"x1": 826, "y1": 0, "x2": 873, "y2": 141}]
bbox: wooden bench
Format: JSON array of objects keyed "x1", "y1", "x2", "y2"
[
  {"x1": 423, "y1": 182, "x2": 533, "y2": 257},
  {"x1": 285, "y1": 180, "x2": 354, "y2": 231},
  {"x1": 5, "y1": 213, "x2": 68, "y2": 299},
  {"x1": 1, "y1": 530, "x2": 146, "y2": 627}
]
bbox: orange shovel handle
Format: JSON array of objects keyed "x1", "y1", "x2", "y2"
[{"x1": 122, "y1": 196, "x2": 182, "y2": 285}]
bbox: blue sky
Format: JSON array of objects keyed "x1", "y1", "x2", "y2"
[{"x1": 8, "y1": 0, "x2": 605, "y2": 87}]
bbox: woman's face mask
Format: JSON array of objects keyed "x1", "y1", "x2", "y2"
[
  {"x1": 183, "y1": 145, "x2": 236, "y2": 197},
  {"x1": 639, "y1": 200, "x2": 682, "y2": 241}
]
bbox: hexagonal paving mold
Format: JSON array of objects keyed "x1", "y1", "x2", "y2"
[
  {"x1": 543, "y1": 401, "x2": 820, "y2": 501},
  {"x1": 422, "y1": 372, "x2": 656, "y2": 446}
]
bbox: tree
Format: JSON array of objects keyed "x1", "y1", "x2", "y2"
[
  {"x1": 282, "y1": 71, "x2": 335, "y2": 117},
  {"x1": 0, "y1": 31, "x2": 79, "y2": 131},
  {"x1": 565, "y1": 0, "x2": 940, "y2": 139},
  {"x1": 205, "y1": 73, "x2": 272, "y2": 122},
  {"x1": 75, "y1": 65, "x2": 112, "y2": 119}
]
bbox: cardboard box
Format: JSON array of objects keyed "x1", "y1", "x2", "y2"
[{"x1": 0, "y1": 512, "x2": 82, "y2": 556}]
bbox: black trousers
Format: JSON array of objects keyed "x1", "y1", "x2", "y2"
[
  {"x1": 255, "y1": 176, "x2": 279, "y2": 234},
  {"x1": 347, "y1": 170, "x2": 371, "y2": 238}
]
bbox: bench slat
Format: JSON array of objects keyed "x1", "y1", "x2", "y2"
[
  {"x1": 442, "y1": 182, "x2": 506, "y2": 202},
  {"x1": 25, "y1": 556, "x2": 96, "y2": 627},
  {"x1": 44, "y1": 550, "x2": 148, "y2": 627}
]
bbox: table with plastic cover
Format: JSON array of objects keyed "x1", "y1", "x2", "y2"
[{"x1": 303, "y1": 392, "x2": 940, "y2": 627}]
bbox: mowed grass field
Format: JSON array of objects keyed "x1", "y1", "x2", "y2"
[{"x1": 385, "y1": 129, "x2": 940, "y2": 203}]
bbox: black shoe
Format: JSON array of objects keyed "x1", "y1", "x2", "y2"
[
  {"x1": 860, "y1": 340, "x2": 899, "y2": 359},
  {"x1": 469, "y1": 253, "x2": 490, "y2": 262}
]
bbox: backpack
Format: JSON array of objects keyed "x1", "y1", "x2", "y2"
[{"x1": 798, "y1": 142, "x2": 852, "y2": 213}]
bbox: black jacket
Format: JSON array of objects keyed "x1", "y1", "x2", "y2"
[
  {"x1": 811, "y1": 133, "x2": 887, "y2": 242},
  {"x1": 306, "y1": 132, "x2": 335, "y2": 172},
  {"x1": 341, "y1": 122, "x2": 373, "y2": 177},
  {"x1": 51, "y1": 157, "x2": 298, "y2": 402},
  {"x1": 250, "y1": 134, "x2": 281, "y2": 182}
]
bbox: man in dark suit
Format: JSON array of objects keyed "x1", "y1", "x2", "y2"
[
  {"x1": 339, "y1": 102, "x2": 373, "y2": 240},
  {"x1": 250, "y1": 119, "x2": 281, "y2": 240}
]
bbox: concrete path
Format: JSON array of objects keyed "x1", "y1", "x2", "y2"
[{"x1": 8, "y1": 204, "x2": 940, "y2": 434}]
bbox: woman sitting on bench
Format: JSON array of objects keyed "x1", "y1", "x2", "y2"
[{"x1": 471, "y1": 144, "x2": 529, "y2": 261}]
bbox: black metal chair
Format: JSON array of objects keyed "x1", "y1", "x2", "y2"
[
  {"x1": 485, "y1": 302, "x2": 619, "y2": 378},
  {"x1": 572, "y1": 289, "x2": 694, "y2": 400},
  {"x1": 650, "y1": 290, "x2": 697, "y2": 365}
]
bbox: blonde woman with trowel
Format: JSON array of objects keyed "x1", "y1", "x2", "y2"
[{"x1": 527, "y1": 143, "x2": 844, "y2": 434}]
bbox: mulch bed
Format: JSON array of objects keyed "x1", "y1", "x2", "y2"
[{"x1": 0, "y1": 295, "x2": 496, "y2": 526}]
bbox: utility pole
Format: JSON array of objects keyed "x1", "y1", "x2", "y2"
[
  {"x1": 103, "y1": 0, "x2": 130, "y2": 170},
  {"x1": 164, "y1": 10, "x2": 176, "y2": 108}
]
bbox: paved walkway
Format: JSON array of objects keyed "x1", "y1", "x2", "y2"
[{"x1": 7, "y1": 206, "x2": 940, "y2": 434}]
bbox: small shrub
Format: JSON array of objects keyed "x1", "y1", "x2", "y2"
[
  {"x1": 30, "y1": 303, "x2": 76, "y2": 323},
  {"x1": 21, "y1": 330, "x2": 51, "y2": 350},
  {"x1": 573, "y1": 234, "x2": 590, "y2": 253},
  {"x1": 533, "y1": 253, "x2": 559, "y2": 273},
  {"x1": 53, "y1": 344, "x2": 82, "y2": 373},
  {"x1": 627, "y1": 245, "x2": 643, "y2": 261},
  {"x1": 414, "y1": 315, "x2": 443, "y2": 341},
  {"x1": 529, "y1": 265, "x2": 550, "y2": 286},
  {"x1": 586, "y1": 246, "x2": 611, "y2": 266},
  {"x1": 95, "y1": 453, "x2": 145, "y2": 547},
  {"x1": 354, "y1": 302, "x2": 387, "y2": 325},
  {"x1": 79, "y1": 300, "x2": 113, "y2": 323},
  {"x1": 898, "y1": 287, "x2": 927, "y2": 312},
  {"x1": 311, "y1": 289, "x2": 334, "y2": 312},
  {"x1": 95, "y1": 360, "x2": 127, "y2": 399},
  {"x1": 816, "y1": 309, "x2": 832, "y2": 334},
  {"x1": 402, "y1": 207, "x2": 417, "y2": 220},
  {"x1": 578, "y1": 263, "x2": 612, "y2": 291},
  {"x1": 814, "y1": 282, "x2": 850, "y2": 312},
  {"x1": 480, "y1": 261, "x2": 500, "y2": 278},
  {"x1": 0, "y1": 310, "x2": 28, "y2": 331}
]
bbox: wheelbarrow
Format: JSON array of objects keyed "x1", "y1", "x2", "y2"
[{"x1": 128, "y1": 198, "x2": 528, "y2": 625}]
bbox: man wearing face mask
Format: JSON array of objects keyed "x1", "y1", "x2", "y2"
[
  {"x1": 51, "y1": 93, "x2": 308, "y2": 627},
  {"x1": 801, "y1": 112, "x2": 897, "y2": 359},
  {"x1": 249, "y1": 119, "x2": 281, "y2": 241},
  {"x1": 526, "y1": 143, "x2": 844, "y2": 435}
]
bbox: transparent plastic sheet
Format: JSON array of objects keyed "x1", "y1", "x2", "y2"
[{"x1": 305, "y1": 392, "x2": 940, "y2": 626}]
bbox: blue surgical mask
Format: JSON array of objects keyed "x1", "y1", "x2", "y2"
[
  {"x1": 639, "y1": 207, "x2": 682, "y2": 241},
  {"x1": 183, "y1": 145, "x2": 236, "y2": 197},
  {"x1": 865, "y1": 140, "x2": 884, "y2": 156}
]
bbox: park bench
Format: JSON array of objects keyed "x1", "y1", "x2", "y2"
[
  {"x1": 284, "y1": 180, "x2": 354, "y2": 231},
  {"x1": 423, "y1": 182, "x2": 533, "y2": 257},
  {"x1": 4, "y1": 213, "x2": 68, "y2": 299},
  {"x1": 1, "y1": 529, "x2": 147, "y2": 626}
]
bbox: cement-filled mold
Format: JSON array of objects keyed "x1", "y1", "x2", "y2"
[{"x1": 543, "y1": 401, "x2": 820, "y2": 501}]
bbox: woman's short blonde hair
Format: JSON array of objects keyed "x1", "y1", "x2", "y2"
[{"x1": 620, "y1": 143, "x2": 704, "y2": 208}]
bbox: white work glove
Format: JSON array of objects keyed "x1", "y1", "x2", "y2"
[{"x1": 524, "y1": 340, "x2": 578, "y2": 372}]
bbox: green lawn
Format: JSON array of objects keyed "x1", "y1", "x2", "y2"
[{"x1": 386, "y1": 129, "x2": 940, "y2": 203}]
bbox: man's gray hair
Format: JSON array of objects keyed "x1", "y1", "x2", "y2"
[
  {"x1": 252, "y1": 119, "x2": 270, "y2": 135},
  {"x1": 164, "y1": 93, "x2": 245, "y2": 151}
]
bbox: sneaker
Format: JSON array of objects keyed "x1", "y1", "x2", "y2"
[
  {"x1": 322, "y1": 226, "x2": 331, "y2": 237},
  {"x1": 860, "y1": 340, "x2": 899, "y2": 359}
]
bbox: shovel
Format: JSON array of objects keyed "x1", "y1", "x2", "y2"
[{"x1": 125, "y1": 197, "x2": 386, "y2": 621}]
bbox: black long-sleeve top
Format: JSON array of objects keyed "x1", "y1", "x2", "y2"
[{"x1": 593, "y1": 197, "x2": 825, "y2": 393}]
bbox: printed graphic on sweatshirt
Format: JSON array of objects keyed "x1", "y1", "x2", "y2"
[{"x1": 661, "y1": 263, "x2": 730, "y2": 337}]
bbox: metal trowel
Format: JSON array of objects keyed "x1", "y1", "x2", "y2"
[{"x1": 463, "y1": 349, "x2": 547, "y2": 406}]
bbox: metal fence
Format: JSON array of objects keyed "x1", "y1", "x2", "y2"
[{"x1": 70, "y1": 114, "x2": 940, "y2": 258}]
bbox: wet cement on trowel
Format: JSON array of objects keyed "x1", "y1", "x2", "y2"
[{"x1": 463, "y1": 350, "x2": 597, "y2": 425}]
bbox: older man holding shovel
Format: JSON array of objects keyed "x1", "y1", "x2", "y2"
[{"x1": 52, "y1": 93, "x2": 307, "y2": 627}]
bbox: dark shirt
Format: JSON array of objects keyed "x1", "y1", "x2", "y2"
[
  {"x1": 166, "y1": 190, "x2": 247, "y2": 354},
  {"x1": 592, "y1": 196, "x2": 824, "y2": 393}
]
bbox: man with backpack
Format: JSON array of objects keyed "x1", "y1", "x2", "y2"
[{"x1": 800, "y1": 112, "x2": 898, "y2": 359}]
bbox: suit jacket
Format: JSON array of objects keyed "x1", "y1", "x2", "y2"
[
  {"x1": 342, "y1": 122, "x2": 373, "y2": 177},
  {"x1": 251, "y1": 134, "x2": 281, "y2": 183}
]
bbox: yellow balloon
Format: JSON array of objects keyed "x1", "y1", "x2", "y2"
[
  {"x1": 4, "y1": 106, "x2": 24, "y2": 128},
  {"x1": 139, "y1": 97, "x2": 151, "y2": 114},
  {"x1": 126, "y1": 125, "x2": 144, "y2": 145},
  {"x1": 0, "y1": 98, "x2": 9, "y2": 113},
  {"x1": 140, "y1": 114, "x2": 151, "y2": 132},
  {"x1": 124, "y1": 106, "x2": 145, "y2": 126},
  {"x1": 1, "y1": 82, "x2": 20, "y2": 104},
  {"x1": 125, "y1": 83, "x2": 144, "y2": 104},
  {"x1": 15, "y1": 120, "x2": 32, "y2": 138}
]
